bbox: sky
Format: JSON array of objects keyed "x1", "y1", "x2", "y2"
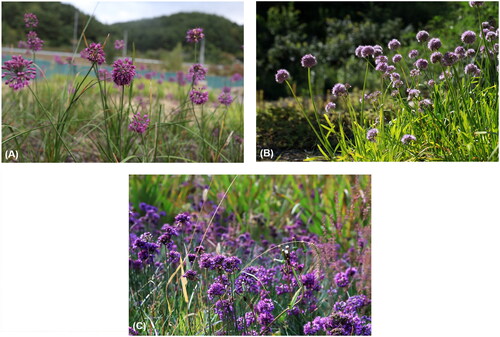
[{"x1": 61, "y1": 1, "x2": 244, "y2": 25}]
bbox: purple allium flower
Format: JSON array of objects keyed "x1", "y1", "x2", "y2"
[
  {"x1": 355, "y1": 45, "x2": 364, "y2": 57},
  {"x1": 441, "y1": 52, "x2": 459, "y2": 67},
  {"x1": 430, "y1": 51, "x2": 443, "y2": 64},
  {"x1": 427, "y1": 79, "x2": 435, "y2": 86},
  {"x1": 189, "y1": 88, "x2": 209, "y2": 104},
  {"x1": 466, "y1": 48, "x2": 476, "y2": 57},
  {"x1": 26, "y1": 31, "x2": 44, "y2": 51},
  {"x1": 2, "y1": 55, "x2": 37, "y2": 90},
  {"x1": 410, "y1": 69, "x2": 421, "y2": 77},
  {"x1": 112, "y1": 58, "x2": 136, "y2": 86},
  {"x1": 214, "y1": 299, "x2": 234, "y2": 320},
  {"x1": 188, "y1": 63, "x2": 207, "y2": 83},
  {"x1": 128, "y1": 112, "x2": 150, "y2": 133},
  {"x1": 390, "y1": 72, "x2": 400, "y2": 81},
  {"x1": 186, "y1": 27, "x2": 204, "y2": 43},
  {"x1": 366, "y1": 128, "x2": 379, "y2": 142},
  {"x1": 182, "y1": 269, "x2": 198, "y2": 281},
  {"x1": 375, "y1": 55, "x2": 388, "y2": 64},
  {"x1": 167, "y1": 250, "x2": 181, "y2": 264},
  {"x1": 218, "y1": 92, "x2": 234, "y2": 106},
  {"x1": 222, "y1": 256, "x2": 242, "y2": 273},
  {"x1": 408, "y1": 49, "x2": 419, "y2": 59},
  {"x1": 303, "y1": 321, "x2": 322, "y2": 335},
  {"x1": 80, "y1": 43, "x2": 106, "y2": 65},
  {"x1": 387, "y1": 39, "x2": 401, "y2": 50},
  {"x1": 257, "y1": 312, "x2": 274, "y2": 327},
  {"x1": 401, "y1": 134, "x2": 417, "y2": 144},
  {"x1": 256, "y1": 298, "x2": 274, "y2": 314},
  {"x1": 373, "y1": 45, "x2": 383, "y2": 56},
  {"x1": 346, "y1": 267, "x2": 357, "y2": 277},
  {"x1": 334, "y1": 272, "x2": 349, "y2": 287},
  {"x1": 375, "y1": 62, "x2": 388, "y2": 72},
  {"x1": 469, "y1": 2, "x2": 484, "y2": 7},
  {"x1": 461, "y1": 30, "x2": 476, "y2": 44},
  {"x1": 301, "y1": 273, "x2": 321, "y2": 291},
  {"x1": 114, "y1": 39, "x2": 125, "y2": 50},
  {"x1": 174, "y1": 212, "x2": 190, "y2": 225},
  {"x1": 416, "y1": 30, "x2": 429, "y2": 42},
  {"x1": 325, "y1": 102, "x2": 336, "y2": 113},
  {"x1": 208, "y1": 282, "x2": 226, "y2": 300},
  {"x1": 419, "y1": 99, "x2": 433, "y2": 110},
  {"x1": 392, "y1": 80, "x2": 403, "y2": 88},
  {"x1": 439, "y1": 70, "x2": 452, "y2": 80},
  {"x1": 275, "y1": 69, "x2": 290, "y2": 83},
  {"x1": 187, "y1": 253, "x2": 196, "y2": 262},
  {"x1": 407, "y1": 88, "x2": 421, "y2": 100},
  {"x1": 428, "y1": 38, "x2": 442, "y2": 51},
  {"x1": 455, "y1": 46, "x2": 466, "y2": 58},
  {"x1": 331, "y1": 83, "x2": 348, "y2": 97},
  {"x1": 414, "y1": 58, "x2": 428, "y2": 69},
  {"x1": 231, "y1": 73, "x2": 243, "y2": 82},
  {"x1": 485, "y1": 31, "x2": 497, "y2": 42},
  {"x1": 301, "y1": 54, "x2": 317, "y2": 67},
  {"x1": 129, "y1": 327, "x2": 139, "y2": 336},
  {"x1": 361, "y1": 46, "x2": 375, "y2": 58},
  {"x1": 392, "y1": 54, "x2": 402, "y2": 63},
  {"x1": 24, "y1": 13, "x2": 38, "y2": 28},
  {"x1": 465, "y1": 63, "x2": 481, "y2": 76}
]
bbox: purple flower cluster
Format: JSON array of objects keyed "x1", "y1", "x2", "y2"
[
  {"x1": 26, "y1": 31, "x2": 44, "y2": 51},
  {"x1": 366, "y1": 128, "x2": 379, "y2": 142},
  {"x1": 112, "y1": 58, "x2": 136, "y2": 86},
  {"x1": 24, "y1": 13, "x2": 38, "y2": 28},
  {"x1": 186, "y1": 27, "x2": 205, "y2": 43},
  {"x1": 218, "y1": 92, "x2": 234, "y2": 106},
  {"x1": 401, "y1": 134, "x2": 417, "y2": 144},
  {"x1": 128, "y1": 112, "x2": 150, "y2": 134},
  {"x1": 2, "y1": 55, "x2": 37, "y2": 90},
  {"x1": 188, "y1": 63, "x2": 207, "y2": 84},
  {"x1": 189, "y1": 88, "x2": 209, "y2": 105},
  {"x1": 275, "y1": 69, "x2": 290, "y2": 83},
  {"x1": 114, "y1": 39, "x2": 125, "y2": 50},
  {"x1": 80, "y1": 43, "x2": 106, "y2": 65}
]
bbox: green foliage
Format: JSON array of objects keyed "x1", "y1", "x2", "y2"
[{"x1": 2, "y1": 3, "x2": 243, "y2": 63}]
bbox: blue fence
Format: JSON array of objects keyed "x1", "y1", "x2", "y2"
[{"x1": 1, "y1": 56, "x2": 243, "y2": 89}]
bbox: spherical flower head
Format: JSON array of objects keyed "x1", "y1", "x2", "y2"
[
  {"x1": 2, "y1": 55, "x2": 37, "y2": 90},
  {"x1": 189, "y1": 88, "x2": 209, "y2": 105},
  {"x1": 427, "y1": 79, "x2": 435, "y2": 86},
  {"x1": 392, "y1": 54, "x2": 402, "y2": 63},
  {"x1": 256, "y1": 298, "x2": 274, "y2": 314},
  {"x1": 461, "y1": 30, "x2": 476, "y2": 44},
  {"x1": 414, "y1": 58, "x2": 428, "y2": 69},
  {"x1": 485, "y1": 31, "x2": 497, "y2": 42},
  {"x1": 188, "y1": 63, "x2": 207, "y2": 83},
  {"x1": 407, "y1": 88, "x2": 421, "y2": 100},
  {"x1": 24, "y1": 13, "x2": 39, "y2": 28},
  {"x1": 392, "y1": 79, "x2": 403, "y2": 88},
  {"x1": 301, "y1": 54, "x2": 317, "y2": 68},
  {"x1": 222, "y1": 256, "x2": 242, "y2": 273},
  {"x1": 455, "y1": 46, "x2": 466, "y2": 58},
  {"x1": 114, "y1": 39, "x2": 125, "y2": 50},
  {"x1": 355, "y1": 45, "x2": 364, "y2": 57},
  {"x1": 361, "y1": 46, "x2": 375, "y2": 58},
  {"x1": 469, "y1": 1, "x2": 484, "y2": 7},
  {"x1": 387, "y1": 39, "x2": 401, "y2": 51},
  {"x1": 26, "y1": 31, "x2": 44, "y2": 51},
  {"x1": 167, "y1": 250, "x2": 181, "y2": 264},
  {"x1": 430, "y1": 51, "x2": 443, "y2": 64},
  {"x1": 386, "y1": 65, "x2": 396, "y2": 73},
  {"x1": 410, "y1": 69, "x2": 421, "y2": 77},
  {"x1": 128, "y1": 112, "x2": 150, "y2": 134},
  {"x1": 441, "y1": 52, "x2": 459, "y2": 67},
  {"x1": 373, "y1": 45, "x2": 384, "y2": 56},
  {"x1": 80, "y1": 43, "x2": 106, "y2": 65},
  {"x1": 186, "y1": 27, "x2": 204, "y2": 43},
  {"x1": 301, "y1": 273, "x2": 321, "y2": 291},
  {"x1": 366, "y1": 128, "x2": 379, "y2": 142},
  {"x1": 419, "y1": 99, "x2": 433, "y2": 110},
  {"x1": 332, "y1": 83, "x2": 348, "y2": 98},
  {"x1": 334, "y1": 272, "x2": 349, "y2": 287},
  {"x1": 112, "y1": 58, "x2": 136, "y2": 86},
  {"x1": 465, "y1": 63, "x2": 481, "y2": 76},
  {"x1": 375, "y1": 62, "x2": 388, "y2": 72},
  {"x1": 275, "y1": 69, "x2": 290, "y2": 83},
  {"x1": 182, "y1": 269, "x2": 198, "y2": 281},
  {"x1": 428, "y1": 38, "x2": 442, "y2": 51},
  {"x1": 230, "y1": 73, "x2": 242, "y2": 82},
  {"x1": 416, "y1": 30, "x2": 429, "y2": 42},
  {"x1": 390, "y1": 72, "x2": 400, "y2": 81},
  {"x1": 401, "y1": 134, "x2": 417, "y2": 144},
  {"x1": 466, "y1": 48, "x2": 476, "y2": 57},
  {"x1": 208, "y1": 282, "x2": 226, "y2": 300},
  {"x1": 325, "y1": 102, "x2": 336, "y2": 113},
  {"x1": 408, "y1": 49, "x2": 419, "y2": 59},
  {"x1": 218, "y1": 92, "x2": 234, "y2": 106},
  {"x1": 375, "y1": 55, "x2": 388, "y2": 65}
]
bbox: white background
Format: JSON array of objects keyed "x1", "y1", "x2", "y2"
[{"x1": 1, "y1": 0, "x2": 500, "y2": 337}]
